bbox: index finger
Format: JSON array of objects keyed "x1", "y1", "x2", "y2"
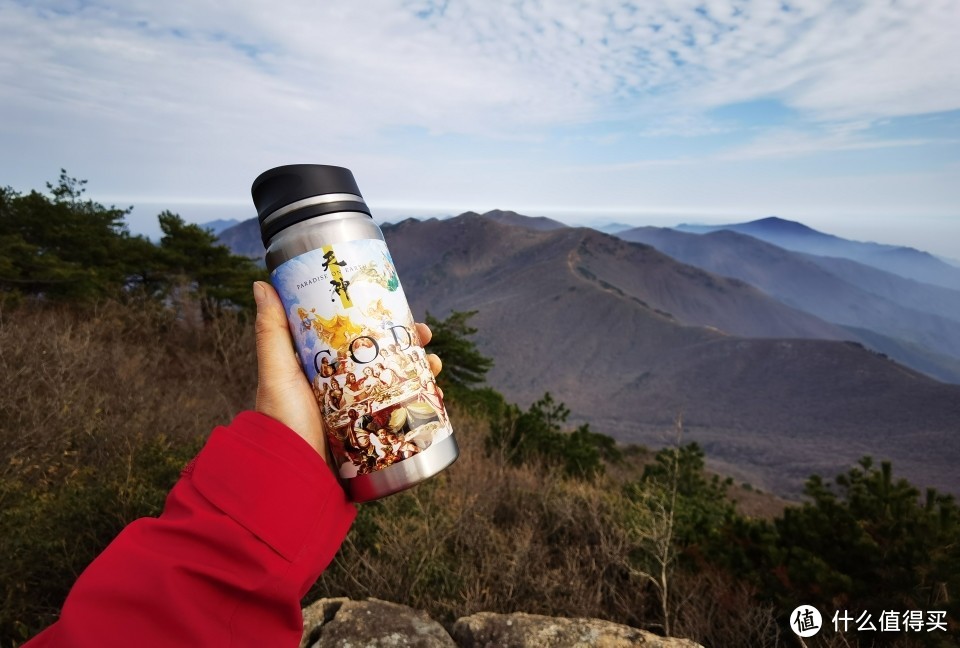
[{"x1": 415, "y1": 322, "x2": 433, "y2": 346}]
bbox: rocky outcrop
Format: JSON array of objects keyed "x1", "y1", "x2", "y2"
[
  {"x1": 301, "y1": 599, "x2": 704, "y2": 648},
  {"x1": 451, "y1": 612, "x2": 702, "y2": 648},
  {"x1": 301, "y1": 598, "x2": 456, "y2": 648}
]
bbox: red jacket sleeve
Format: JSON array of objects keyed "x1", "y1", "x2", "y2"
[{"x1": 25, "y1": 411, "x2": 356, "y2": 648}]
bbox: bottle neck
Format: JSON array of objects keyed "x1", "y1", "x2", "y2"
[
  {"x1": 264, "y1": 211, "x2": 384, "y2": 271},
  {"x1": 259, "y1": 193, "x2": 372, "y2": 248}
]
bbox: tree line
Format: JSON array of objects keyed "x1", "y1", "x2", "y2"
[{"x1": 0, "y1": 170, "x2": 263, "y2": 319}]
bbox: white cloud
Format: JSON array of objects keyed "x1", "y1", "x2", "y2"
[
  {"x1": 1, "y1": 0, "x2": 958, "y2": 220},
  {"x1": 4, "y1": 0, "x2": 958, "y2": 140},
  {"x1": 716, "y1": 130, "x2": 956, "y2": 161}
]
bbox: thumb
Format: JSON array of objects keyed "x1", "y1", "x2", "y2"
[
  {"x1": 253, "y1": 281, "x2": 303, "y2": 389},
  {"x1": 253, "y1": 281, "x2": 327, "y2": 457}
]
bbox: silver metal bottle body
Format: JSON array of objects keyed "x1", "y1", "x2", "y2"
[
  {"x1": 265, "y1": 204, "x2": 384, "y2": 269},
  {"x1": 265, "y1": 201, "x2": 458, "y2": 503}
]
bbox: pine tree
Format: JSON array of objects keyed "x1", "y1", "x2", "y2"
[
  {"x1": 157, "y1": 211, "x2": 264, "y2": 321},
  {"x1": 423, "y1": 310, "x2": 493, "y2": 395},
  {"x1": 0, "y1": 171, "x2": 132, "y2": 299}
]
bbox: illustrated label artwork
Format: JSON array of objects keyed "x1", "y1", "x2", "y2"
[{"x1": 271, "y1": 239, "x2": 451, "y2": 479}]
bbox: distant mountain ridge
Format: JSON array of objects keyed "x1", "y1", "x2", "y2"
[
  {"x1": 464, "y1": 209, "x2": 567, "y2": 231},
  {"x1": 617, "y1": 225, "x2": 960, "y2": 383},
  {"x1": 382, "y1": 214, "x2": 960, "y2": 496},
  {"x1": 593, "y1": 222, "x2": 633, "y2": 235},
  {"x1": 217, "y1": 217, "x2": 264, "y2": 259},
  {"x1": 676, "y1": 217, "x2": 960, "y2": 291},
  {"x1": 200, "y1": 218, "x2": 241, "y2": 235},
  {"x1": 218, "y1": 211, "x2": 960, "y2": 496},
  {"x1": 801, "y1": 252, "x2": 960, "y2": 323}
]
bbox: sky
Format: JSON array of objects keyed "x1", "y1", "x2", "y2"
[{"x1": 2, "y1": 0, "x2": 960, "y2": 258}]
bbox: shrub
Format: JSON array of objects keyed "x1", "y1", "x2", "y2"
[{"x1": 0, "y1": 299, "x2": 252, "y2": 644}]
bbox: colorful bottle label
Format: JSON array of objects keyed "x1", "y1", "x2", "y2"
[{"x1": 271, "y1": 239, "x2": 452, "y2": 479}]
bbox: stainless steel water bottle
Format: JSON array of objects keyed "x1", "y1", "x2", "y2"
[{"x1": 251, "y1": 164, "x2": 458, "y2": 502}]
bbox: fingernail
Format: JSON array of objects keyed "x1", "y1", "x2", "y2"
[{"x1": 253, "y1": 281, "x2": 267, "y2": 307}]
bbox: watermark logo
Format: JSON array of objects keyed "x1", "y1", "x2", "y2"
[{"x1": 790, "y1": 605, "x2": 823, "y2": 638}]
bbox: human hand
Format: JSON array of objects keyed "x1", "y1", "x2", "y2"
[
  {"x1": 415, "y1": 319, "x2": 443, "y2": 381},
  {"x1": 252, "y1": 281, "x2": 441, "y2": 462}
]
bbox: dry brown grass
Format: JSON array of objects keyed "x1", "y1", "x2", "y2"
[
  {"x1": 311, "y1": 416, "x2": 651, "y2": 624},
  {"x1": 310, "y1": 412, "x2": 786, "y2": 646},
  {"x1": 0, "y1": 295, "x2": 255, "y2": 485},
  {"x1": 1, "y1": 297, "x2": 788, "y2": 646},
  {"x1": 0, "y1": 296, "x2": 255, "y2": 644}
]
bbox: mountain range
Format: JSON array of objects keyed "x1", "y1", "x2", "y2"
[
  {"x1": 617, "y1": 226, "x2": 960, "y2": 383},
  {"x1": 200, "y1": 218, "x2": 241, "y2": 235},
  {"x1": 218, "y1": 212, "x2": 960, "y2": 496},
  {"x1": 676, "y1": 217, "x2": 960, "y2": 291}
]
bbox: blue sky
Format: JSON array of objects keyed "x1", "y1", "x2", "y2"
[{"x1": 2, "y1": 0, "x2": 959, "y2": 257}]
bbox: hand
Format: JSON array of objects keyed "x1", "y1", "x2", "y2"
[
  {"x1": 252, "y1": 281, "x2": 442, "y2": 461},
  {"x1": 416, "y1": 320, "x2": 443, "y2": 381}
]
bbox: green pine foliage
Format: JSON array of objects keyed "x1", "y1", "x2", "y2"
[
  {"x1": 633, "y1": 442, "x2": 736, "y2": 551},
  {"x1": 745, "y1": 458, "x2": 960, "y2": 644},
  {"x1": 423, "y1": 310, "x2": 494, "y2": 396},
  {"x1": 487, "y1": 392, "x2": 622, "y2": 479},
  {"x1": 0, "y1": 172, "x2": 135, "y2": 300},
  {"x1": 0, "y1": 171, "x2": 264, "y2": 311},
  {"x1": 156, "y1": 211, "x2": 264, "y2": 320}
]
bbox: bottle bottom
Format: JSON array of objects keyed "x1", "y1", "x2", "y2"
[{"x1": 347, "y1": 434, "x2": 460, "y2": 503}]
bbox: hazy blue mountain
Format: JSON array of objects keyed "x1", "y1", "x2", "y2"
[
  {"x1": 391, "y1": 212, "x2": 845, "y2": 341},
  {"x1": 217, "y1": 218, "x2": 265, "y2": 260},
  {"x1": 838, "y1": 325, "x2": 960, "y2": 384},
  {"x1": 617, "y1": 226, "x2": 960, "y2": 382},
  {"x1": 593, "y1": 222, "x2": 634, "y2": 234},
  {"x1": 937, "y1": 254, "x2": 960, "y2": 268},
  {"x1": 201, "y1": 218, "x2": 241, "y2": 235},
  {"x1": 801, "y1": 253, "x2": 960, "y2": 323},
  {"x1": 675, "y1": 216, "x2": 960, "y2": 290},
  {"x1": 474, "y1": 209, "x2": 567, "y2": 231}
]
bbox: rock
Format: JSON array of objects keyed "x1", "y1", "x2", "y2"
[
  {"x1": 302, "y1": 597, "x2": 456, "y2": 648},
  {"x1": 300, "y1": 599, "x2": 703, "y2": 648},
  {"x1": 300, "y1": 598, "x2": 349, "y2": 648},
  {"x1": 450, "y1": 612, "x2": 704, "y2": 648}
]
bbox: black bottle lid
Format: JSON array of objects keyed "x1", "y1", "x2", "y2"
[{"x1": 252, "y1": 164, "x2": 371, "y2": 246}]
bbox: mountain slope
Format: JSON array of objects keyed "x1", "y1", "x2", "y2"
[
  {"x1": 383, "y1": 214, "x2": 960, "y2": 496},
  {"x1": 599, "y1": 336, "x2": 960, "y2": 495},
  {"x1": 201, "y1": 218, "x2": 241, "y2": 235},
  {"x1": 217, "y1": 218, "x2": 264, "y2": 259},
  {"x1": 216, "y1": 212, "x2": 960, "y2": 496},
  {"x1": 676, "y1": 217, "x2": 960, "y2": 290},
  {"x1": 617, "y1": 226, "x2": 960, "y2": 381},
  {"x1": 801, "y1": 252, "x2": 960, "y2": 323},
  {"x1": 476, "y1": 209, "x2": 567, "y2": 231},
  {"x1": 390, "y1": 214, "x2": 847, "y2": 341}
]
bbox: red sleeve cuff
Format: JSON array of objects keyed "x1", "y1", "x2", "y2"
[{"x1": 190, "y1": 411, "x2": 356, "y2": 562}]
